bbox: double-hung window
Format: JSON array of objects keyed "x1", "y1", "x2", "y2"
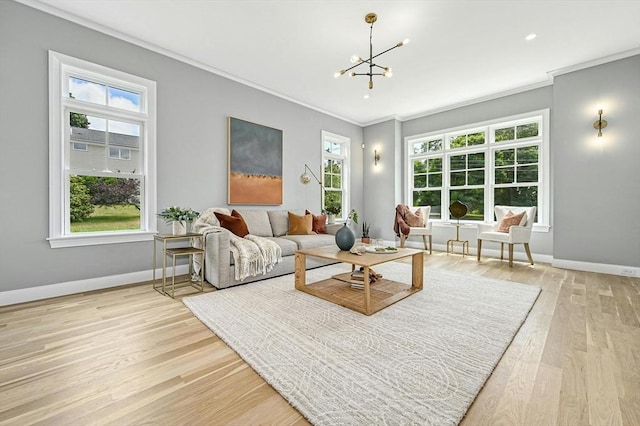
[
  {"x1": 48, "y1": 51, "x2": 157, "y2": 247},
  {"x1": 321, "y1": 131, "x2": 350, "y2": 220},
  {"x1": 407, "y1": 110, "x2": 549, "y2": 228}
]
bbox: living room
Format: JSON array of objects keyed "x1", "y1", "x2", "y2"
[{"x1": 1, "y1": 0, "x2": 639, "y2": 424}]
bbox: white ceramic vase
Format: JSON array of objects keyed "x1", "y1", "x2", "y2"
[{"x1": 172, "y1": 220, "x2": 187, "y2": 235}]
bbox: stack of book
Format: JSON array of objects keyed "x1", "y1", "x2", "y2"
[{"x1": 349, "y1": 268, "x2": 382, "y2": 289}]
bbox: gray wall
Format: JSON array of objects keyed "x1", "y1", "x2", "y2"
[
  {"x1": 362, "y1": 119, "x2": 402, "y2": 241},
  {"x1": 0, "y1": 1, "x2": 362, "y2": 292},
  {"x1": 552, "y1": 56, "x2": 640, "y2": 266}
]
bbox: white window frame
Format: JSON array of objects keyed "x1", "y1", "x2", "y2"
[
  {"x1": 48, "y1": 51, "x2": 157, "y2": 248},
  {"x1": 321, "y1": 130, "x2": 351, "y2": 220},
  {"x1": 405, "y1": 109, "x2": 550, "y2": 232}
]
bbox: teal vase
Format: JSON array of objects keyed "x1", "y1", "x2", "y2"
[{"x1": 335, "y1": 223, "x2": 355, "y2": 251}]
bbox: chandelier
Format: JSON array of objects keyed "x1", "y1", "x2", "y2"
[{"x1": 334, "y1": 13, "x2": 409, "y2": 90}]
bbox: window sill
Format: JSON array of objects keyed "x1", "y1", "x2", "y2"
[{"x1": 48, "y1": 231, "x2": 156, "y2": 248}]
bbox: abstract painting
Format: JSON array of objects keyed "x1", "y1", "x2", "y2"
[{"x1": 228, "y1": 117, "x2": 283, "y2": 205}]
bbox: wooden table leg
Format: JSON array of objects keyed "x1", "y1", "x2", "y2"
[
  {"x1": 412, "y1": 251, "x2": 424, "y2": 290},
  {"x1": 363, "y1": 265, "x2": 371, "y2": 315},
  {"x1": 295, "y1": 252, "x2": 306, "y2": 290}
]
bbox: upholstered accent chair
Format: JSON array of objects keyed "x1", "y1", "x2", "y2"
[
  {"x1": 477, "y1": 205, "x2": 536, "y2": 267},
  {"x1": 398, "y1": 206, "x2": 432, "y2": 254}
]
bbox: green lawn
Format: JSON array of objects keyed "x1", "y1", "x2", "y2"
[{"x1": 71, "y1": 205, "x2": 140, "y2": 233}]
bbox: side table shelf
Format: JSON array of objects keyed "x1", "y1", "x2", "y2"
[{"x1": 153, "y1": 233, "x2": 205, "y2": 298}]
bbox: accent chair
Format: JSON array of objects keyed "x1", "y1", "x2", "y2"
[{"x1": 477, "y1": 205, "x2": 536, "y2": 267}]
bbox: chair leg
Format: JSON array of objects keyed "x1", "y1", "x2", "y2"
[
  {"x1": 421, "y1": 235, "x2": 428, "y2": 251},
  {"x1": 477, "y1": 239, "x2": 482, "y2": 261},
  {"x1": 500, "y1": 243, "x2": 504, "y2": 260},
  {"x1": 508, "y1": 244, "x2": 514, "y2": 267},
  {"x1": 400, "y1": 234, "x2": 406, "y2": 248},
  {"x1": 524, "y1": 243, "x2": 534, "y2": 265},
  {"x1": 429, "y1": 235, "x2": 433, "y2": 255}
]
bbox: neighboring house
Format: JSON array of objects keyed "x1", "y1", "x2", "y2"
[{"x1": 70, "y1": 126, "x2": 139, "y2": 174}]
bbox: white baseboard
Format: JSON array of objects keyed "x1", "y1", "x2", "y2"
[
  {"x1": 552, "y1": 259, "x2": 639, "y2": 278},
  {"x1": 3, "y1": 252, "x2": 636, "y2": 307},
  {"x1": 0, "y1": 265, "x2": 189, "y2": 307}
]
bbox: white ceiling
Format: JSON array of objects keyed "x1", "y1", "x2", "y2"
[{"x1": 29, "y1": 0, "x2": 640, "y2": 125}]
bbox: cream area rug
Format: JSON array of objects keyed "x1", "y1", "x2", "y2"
[{"x1": 184, "y1": 263, "x2": 540, "y2": 425}]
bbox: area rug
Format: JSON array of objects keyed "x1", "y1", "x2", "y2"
[{"x1": 184, "y1": 263, "x2": 540, "y2": 425}]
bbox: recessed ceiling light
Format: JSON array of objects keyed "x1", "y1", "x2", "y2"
[
  {"x1": 364, "y1": 94, "x2": 370, "y2": 99},
  {"x1": 525, "y1": 33, "x2": 537, "y2": 41}
]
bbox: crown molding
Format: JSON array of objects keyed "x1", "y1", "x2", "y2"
[{"x1": 547, "y1": 48, "x2": 640, "y2": 78}]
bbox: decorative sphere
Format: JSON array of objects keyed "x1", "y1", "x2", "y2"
[{"x1": 300, "y1": 173, "x2": 311, "y2": 184}]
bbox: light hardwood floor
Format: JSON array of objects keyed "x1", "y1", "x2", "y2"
[{"x1": 1, "y1": 253, "x2": 639, "y2": 425}]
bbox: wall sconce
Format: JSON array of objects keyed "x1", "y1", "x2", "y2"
[
  {"x1": 593, "y1": 109, "x2": 608, "y2": 138},
  {"x1": 374, "y1": 150, "x2": 380, "y2": 165}
]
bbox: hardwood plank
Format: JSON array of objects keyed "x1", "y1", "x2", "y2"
[{"x1": 2, "y1": 253, "x2": 639, "y2": 425}]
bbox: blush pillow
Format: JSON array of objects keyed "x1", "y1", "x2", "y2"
[
  {"x1": 287, "y1": 212, "x2": 315, "y2": 235},
  {"x1": 405, "y1": 209, "x2": 426, "y2": 227},
  {"x1": 214, "y1": 210, "x2": 249, "y2": 237},
  {"x1": 497, "y1": 210, "x2": 526, "y2": 233},
  {"x1": 305, "y1": 209, "x2": 327, "y2": 234}
]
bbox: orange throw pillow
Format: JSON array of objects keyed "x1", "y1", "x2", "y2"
[
  {"x1": 288, "y1": 212, "x2": 315, "y2": 235},
  {"x1": 214, "y1": 210, "x2": 249, "y2": 237},
  {"x1": 497, "y1": 210, "x2": 526, "y2": 233},
  {"x1": 305, "y1": 209, "x2": 327, "y2": 234}
]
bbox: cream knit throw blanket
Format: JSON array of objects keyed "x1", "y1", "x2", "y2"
[{"x1": 192, "y1": 211, "x2": 282, "y2": 281}]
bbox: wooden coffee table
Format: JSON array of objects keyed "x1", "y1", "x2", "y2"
[{"x1": 294, "y1": 246, "x2": 424, "y2": 315}]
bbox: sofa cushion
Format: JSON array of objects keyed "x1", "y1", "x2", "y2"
[
  {"x1": 215, "y1": 210, "x2": 249, "y2": 237},
  {"x1": 287, "y1": 212, "x2": 315, "y2": 235},
  {"x1": 235, "y1": 209, "x2": 273, "y2": 237},
  {"x1": 266, "y1": 237, "x2": 299, "y2": 257},
  {"x1": 281, "y1": 234, "x2": 335, "y2": 249}
]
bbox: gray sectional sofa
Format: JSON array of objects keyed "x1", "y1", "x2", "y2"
[{"x1": 198, "y1": 208, "x2": 341, "y2": 289}]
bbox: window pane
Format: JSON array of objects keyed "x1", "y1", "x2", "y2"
[
  {"x1": 413, "y1": 190, "x2": 441, "y2": 218},
  {"x1": 324, "y1": 190, "x2": 342, "y2": 216},
  {"x1": 516, "y1": 123, "x2": 539, "y2": 138},
  {"x1": 69, "y1": 77, "x2": 106, "y2": 105},
  {"x1": 451, "y1": 171, "x2": 466, "y2": 186},
  {"x1": 69, "y1": 175, "x2": 141, "y2": 233},
  {"x1": 428, "y1": 173, "x2": 442, "y2": 187},
  {"x1": 495, "y1": 167, "x2": 515, "y2": 184},
  {"x1": 428, "y1": 139, "x2": 442, "y2": 152},
  {"x1": 450, "y1": 188, "x2": 484, "y2": 220},
  {"x1": 468, "y1": 169, "x2": 484, "y2": 185},
  {"x1": 72, "y1": 142, "x2": 87, "y2": 151},
  {"x1": 495, "y1": 127, "x2": 515, "y2": 142},
  {"x1": 450, "y1": 135, "x2": 466, "y2": 149},
  {"x1": 106, "y1": 120, "x2": 140, "y2": 173},
  {"x1": 450, "y1": 155, "x2": 465, "y2": 171},
  {"x1": 468, "y1": 132, "x2": 485, "y2": 146},
  {"x1": 69, "y1": 112, "x2": 106, "y2": 171},
  {"x1": 413, "y1": 142, "x2": 428, "y2": 154},
  {"x1": 414, "y1": 175, "x2": 426, "y2": 188},
  {"x1": 468, "y1": 152, "x2": 484, "y2": 169},
  {"x1": 108, "y1": 86, "x2": 141, "y2": 112},
  {"x1": 428, "y1": 157, "x2": 442, "y2": 172},
  {"x1": 495, "y1": 149, "x2": 514, "y2": 166},
  {"x1": 413, "y1": 159, "x2": 427, "y2": 174},
  {"x1": 494, "y1": 186, "x2": 538, "y2": 221},
  {"x1": 517, "y1": 165, "x2": 538, "y2": 182},
  {"x1": 517, "y1": 146, "x2": 538, "y2": 164}
]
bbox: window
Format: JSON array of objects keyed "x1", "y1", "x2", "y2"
[
  {"x1": 406, "y1": 110, "x2": 549, "y2": 229},
  {"x1": 321, "y1": 131, "x2": 350, "y2": 220},
  {"x1": 48, "y1": 51, "x2": 157, "y2": 247}
]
